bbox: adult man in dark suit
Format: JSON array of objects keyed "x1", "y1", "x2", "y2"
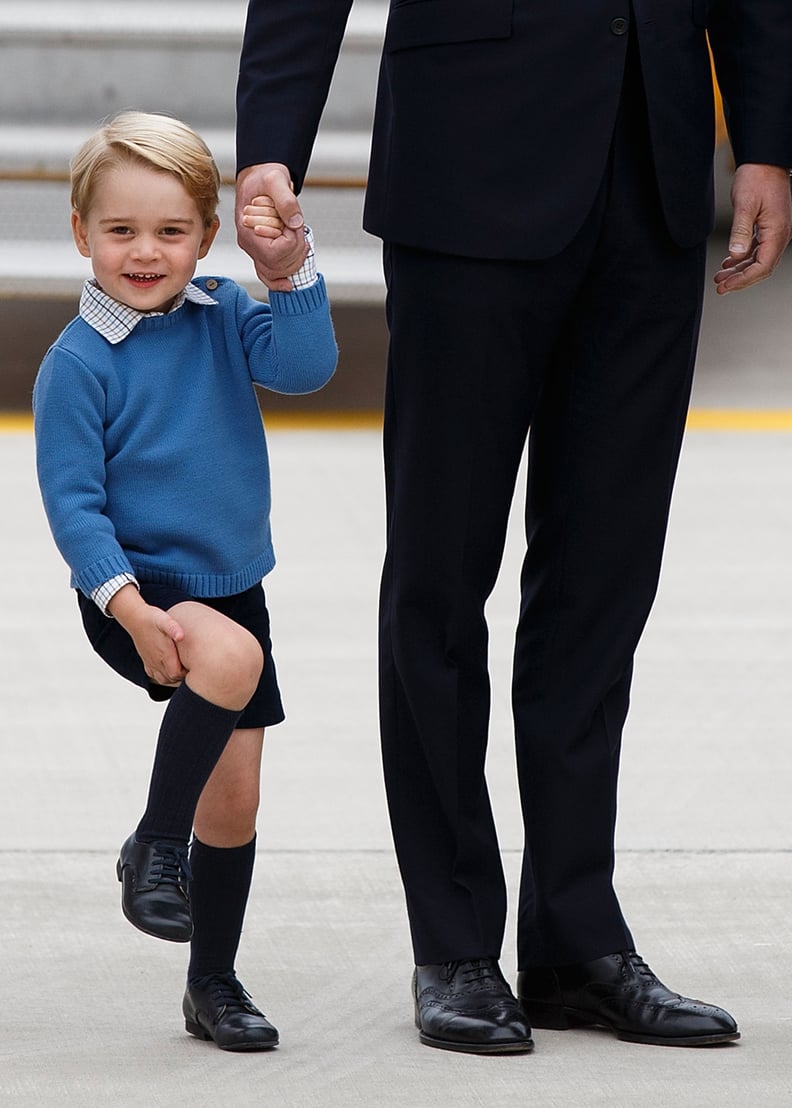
[{"x1": 236, "y1": 0, "x2": 792, "y2": 1054}]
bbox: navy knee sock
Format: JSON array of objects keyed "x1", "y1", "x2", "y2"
[
  {"x1": 136, "y1": 682, "x2": 241, "y2": 844},
  {"x1": 187, "y1": 835, "x2": 257, "y2": 983}
]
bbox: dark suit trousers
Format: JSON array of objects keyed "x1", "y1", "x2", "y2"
[{"x1": 379, "y1": 54, "x2": 707, "y2": 967}]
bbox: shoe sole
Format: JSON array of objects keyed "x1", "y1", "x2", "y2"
[
  {"x1": 522, "y1": 1002, "x2": 740, "y2": 1047},
  {"x1": 616, "y1": 1029, "x2": 740, "y2": 1047},
  {"x1": 418, "y1": 1030, "x2": 534, "y2": 1054}
]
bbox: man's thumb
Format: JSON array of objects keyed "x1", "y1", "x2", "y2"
[
  {"x1": 265, "y1": 171, "x2": 304, "y2": 229},
  {"x1": 728, "y1": 210, "x2": 755, "y2": 257}
]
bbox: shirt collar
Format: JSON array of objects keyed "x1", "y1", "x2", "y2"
[{"x1": 79, "y1": 278, "x2": 218, "y2": 344}]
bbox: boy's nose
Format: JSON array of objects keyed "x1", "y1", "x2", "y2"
[{"x1": 132, "y1": 234, "x2": 160, "y2": 260}]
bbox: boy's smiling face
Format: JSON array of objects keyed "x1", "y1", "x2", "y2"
[{"x1": 72, "y1": 161, "x2": 219, "y2": 314}]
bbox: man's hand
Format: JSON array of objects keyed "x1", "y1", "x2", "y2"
[
  {"x1": 714, "y1": 163, "x2": 792, "y2": 294},
  {"x1": 236, "y1": 163, "x2": 308, "y2": 291}
]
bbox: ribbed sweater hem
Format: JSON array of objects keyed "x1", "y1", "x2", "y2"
[
  {"x1": 134, "y1": 551, "x2": 276, "y2": 597},
  {"x1": 71, "y1": 551, "x2": 275, "y2": 599}
]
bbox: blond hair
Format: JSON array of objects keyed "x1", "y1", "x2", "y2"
[{"x1": 70, "y1": 111, "x2": 220, "y2": 227}]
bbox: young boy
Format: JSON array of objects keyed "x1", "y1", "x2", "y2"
[{"x1": 33, "y1": 111, "x2": 338, "y2": 1051}]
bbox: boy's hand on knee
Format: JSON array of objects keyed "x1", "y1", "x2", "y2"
[
  {"x1": 108, "y1": 585, "x2": 188, "y2": 686},
  {"x1": 132, "y1": 608, "x2": 189, "y2": 687}
]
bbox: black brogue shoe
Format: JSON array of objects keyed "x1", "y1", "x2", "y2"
[
  {"x1": 517, "y1": 951, "x2": 739, "y2": 1047},
  {"x1": 414, "y1": 957, "x2": 534, "y2": 1054}
]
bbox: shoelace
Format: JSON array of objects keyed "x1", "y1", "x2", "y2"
[
  {"x1": 623, "y1": 952, "x2": 660, "y2": 984},
  {"x1": 196, "y1": 973, "x2": 259, "y2": 1019},
  {"x1": 149, "y1": 842, "x2": 192, "y2": 889},
  {"x1": 620, "y1": 951, "x2": 691, "y2": 1006},
  {"x1": 442, "y1": 958, "x2": 499, "y2": 990}
]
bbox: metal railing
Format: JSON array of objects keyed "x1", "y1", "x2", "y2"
[{"x1": 0, "y1": 168, "x2": 367, "y2": 188}]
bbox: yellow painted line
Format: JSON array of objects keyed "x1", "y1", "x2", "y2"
[
  {"x1": 0, "y1": 410, "x2": 383, "y2": 434},
  {"x1": 5, "y1": 409, "x2": 792, "y2": 434},
  {"x1": 686, "y1": 409, "x2": 792, "y2": 432},
  {"x1": 263, "y1": 410, "x2": 383, "y2": 431},
  {"x1": 0, "y1": 414, "x2": 34, "y2": 433}
]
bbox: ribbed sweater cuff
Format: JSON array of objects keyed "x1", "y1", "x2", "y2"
[
  {"x1": 73, "y1": 553, "x2": 136, "y2": 597},
  {"x1": 268, "y1": 274, "x2": 327, "y2": 315}
]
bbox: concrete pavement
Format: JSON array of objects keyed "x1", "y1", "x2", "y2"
[{"x1": 2, "y1": 249, "x2": 792, "y2": 1105}]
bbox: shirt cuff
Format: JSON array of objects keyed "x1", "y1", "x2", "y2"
[
  {"x1": 91, "y1": 573, "x2": 139, "y2": 616},
  {"x1": 290, "y1": 226, "x2": 318, "y2": 289}
]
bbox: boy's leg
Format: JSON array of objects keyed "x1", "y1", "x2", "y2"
[
  {"x1": 183, "y1": 727, "x2": 279, "y2": 1051},
  {"x1": 136, "y1": 602, "x2": 265, "y2": 841},
  {"x1": 190, "y1": 726, "x2": 263, "y2": 978},
  {"x1": 135, "y1": 684, "x2": 242, "y2": 844},
  {"x1": 118, "y1": 604, "x2": 263, "y2": 942}
]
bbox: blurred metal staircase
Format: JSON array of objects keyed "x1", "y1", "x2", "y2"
[
  {"x1": 0, "y1": 0, "x2": 386, "y2": 300},
  {"x1": 0, "y1": 0, "x2": 388, "y2": 410}
]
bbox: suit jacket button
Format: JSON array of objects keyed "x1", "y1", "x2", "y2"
[{"x1": 610, "y1": 16, "x2": 629, "y2": 34}]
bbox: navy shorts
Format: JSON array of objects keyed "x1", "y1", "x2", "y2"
[{"x1": 77, "y1": 582, "x2": 285, "y2": 730}]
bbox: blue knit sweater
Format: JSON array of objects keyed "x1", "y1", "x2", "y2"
[{"x1": 33, "y1": 276, "x2": 337, "y2": 598}]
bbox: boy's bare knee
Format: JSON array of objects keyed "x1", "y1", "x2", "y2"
[
  {"x1": 177, "y1": 613, "x2": 263, "y2": 709},
  {"x1": 220, "y1": 630, "x2": 263, "y2": 703}
]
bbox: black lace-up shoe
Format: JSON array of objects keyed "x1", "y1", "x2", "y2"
[
  {"x1": 183, "y1": 973, "x2": 279, "y2": 1051},
  {"x1": 517, "y1": 951, "x2": 740, "y2": 1046},
  {"x1": 116, "y1": 834, "x2": 192, "y2": 942},
  {"x1": 414, "y1": 957, "x2": 534, "y2": 1054}
]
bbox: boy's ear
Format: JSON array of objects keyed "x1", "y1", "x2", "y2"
[
  {"x1": 71, "y1": 211, "x2": 92, "y2": 258},
  {"x1": 198, "y1": 215, "x2": 221, "y2": 259}
]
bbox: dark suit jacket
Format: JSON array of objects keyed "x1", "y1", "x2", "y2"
[{"x1": 237, "y1": 0, "x2": 792, "y2": 259}]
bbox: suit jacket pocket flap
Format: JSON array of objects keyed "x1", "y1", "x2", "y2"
[{"x1": 385, "y1": 0, "x2": 514, "y2": 52}]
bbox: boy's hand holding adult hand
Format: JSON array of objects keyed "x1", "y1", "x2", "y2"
[
  {"x1": 715, "y1": 163, "x2": 792, "y2": 294},
  {"x1": 107, "y1": 584, "x2": 187, "y2": 687},
  {"x1": 236, "y1": 163, "x2": 307, "y2": 291}
]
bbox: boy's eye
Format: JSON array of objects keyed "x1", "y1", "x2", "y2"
[
  {"x1": 161, "y1": 227, "x2": 185, "y2": 236},
  {"x1": 110, "y1": 226, "x2": 132, "y2": 235}
]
